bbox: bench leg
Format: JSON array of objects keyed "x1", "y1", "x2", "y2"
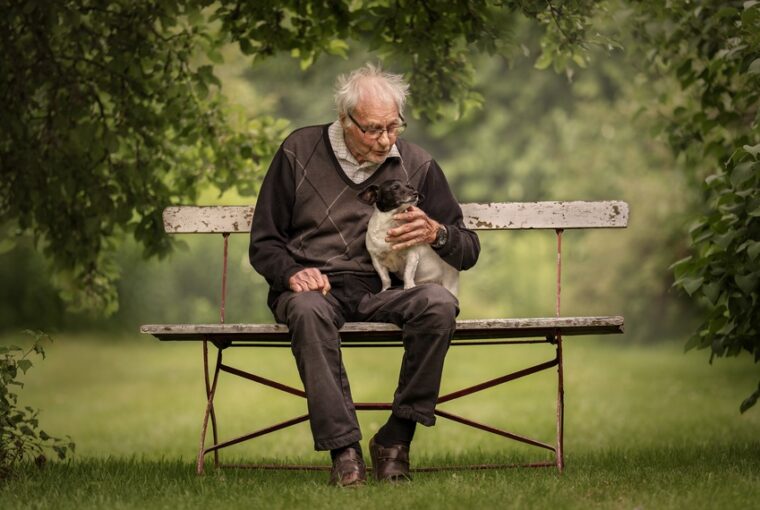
[
  {"x1": 434, "y1": 356, "x2": 560, "y2": 465},
  {"x1": 197, "y1": 340, "x2": 222, "y2": 475},
  {"x1": 555, "y1": 336, "x2": 565, "y2": 473}
]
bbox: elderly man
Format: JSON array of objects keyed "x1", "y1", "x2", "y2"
[{"x1": 249, "y1": 63, "x2": 480, "y2": 486}]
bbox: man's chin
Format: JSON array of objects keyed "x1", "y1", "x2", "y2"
[{"x1": 367, "y1": 151, "x2": 389, "y2": 163}]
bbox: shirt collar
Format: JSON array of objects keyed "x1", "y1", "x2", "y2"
[{"x1": 328, "y1": 121, "x2": 400, "y2": 168}]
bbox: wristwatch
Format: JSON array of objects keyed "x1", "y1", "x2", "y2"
[{"x1": 431, "y1": 225, "x2": 448, "y2": 249}]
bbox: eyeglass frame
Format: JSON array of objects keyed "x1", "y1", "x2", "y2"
[{"x1": 346, "y1": 110, "x2": 407, "y2": 139}]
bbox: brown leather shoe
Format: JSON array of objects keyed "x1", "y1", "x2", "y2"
[
  {"x1": 329, "y1": 448, "x2": 367, "y2": 487},
  {"x1": 369, "y1": 435, "x2": 411, "y2": 482}
]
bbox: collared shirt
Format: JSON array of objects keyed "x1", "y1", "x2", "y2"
[{"x1": 328, "y1": 121, "x2": 401, "y2": 184}]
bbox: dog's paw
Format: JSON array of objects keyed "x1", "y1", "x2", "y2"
[{"x1": 403, "y1": 282, "x2": 416, "y2": 290}]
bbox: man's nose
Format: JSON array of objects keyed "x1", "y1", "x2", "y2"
[{"x1": 376, "y1": 130, "x2": 390, "y2": 146}]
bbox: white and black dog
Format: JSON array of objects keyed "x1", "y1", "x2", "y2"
[{"x1": 359, "y1": 179, "x2": 459, "y2": 296}]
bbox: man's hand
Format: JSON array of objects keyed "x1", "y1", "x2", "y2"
[
  {"x1": 289, "y1": 268, "x2": 331, "y2": 295},
  {"x1": 386, "y1": 206, "x2": 440, "y2": 250}
]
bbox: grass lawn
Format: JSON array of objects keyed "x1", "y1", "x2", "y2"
[{"x1": 1, "y1": 332, "x2": 759, "y2": 509}]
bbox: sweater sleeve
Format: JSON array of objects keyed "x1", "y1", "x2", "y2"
[
  {"x1": 418, "y1": 160, "x2": 480, "y2": 271},
  {"x1": 248, "y1": 147, "x2": 305, "y2": 291}
]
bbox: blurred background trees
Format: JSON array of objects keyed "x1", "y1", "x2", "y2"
[{"x1": 0, "y1": 1, "x2": 757, "y2": 408}]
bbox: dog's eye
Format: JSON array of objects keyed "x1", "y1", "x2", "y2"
[{"x1": 391, "y1": 183, "x2": 400, "y2": 190}]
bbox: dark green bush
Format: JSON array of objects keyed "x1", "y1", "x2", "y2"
[{"x1": 0, "y1": 331, "x2": 74, "y2": 480}]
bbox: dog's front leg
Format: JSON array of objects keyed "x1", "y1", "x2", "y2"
[
  {"x1": 371, "y1": 255, "x2": 393, "y2": 292},
  {"x1": 403, "y1": 250, "x2": 420, "y2": 290}
]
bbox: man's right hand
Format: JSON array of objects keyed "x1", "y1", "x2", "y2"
[{"x1": 289, "y1": 268, "x2": 331, "y2": 295}]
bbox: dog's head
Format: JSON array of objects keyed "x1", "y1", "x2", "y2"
[{"x1": 358, "y1": 179, "x2": 420, "y2": 213}]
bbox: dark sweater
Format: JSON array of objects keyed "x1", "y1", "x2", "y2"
[{"x1": 249, "y1": 124, "x2": 480, "y2": 306}]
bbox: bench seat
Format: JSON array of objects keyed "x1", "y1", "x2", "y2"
[{"x1": 141, "y1": 315, "x2": 623, "y2": 346}]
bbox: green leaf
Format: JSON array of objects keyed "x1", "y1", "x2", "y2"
[
  {"x1": 534, "y1": 52, "x2": 553, "y2": 70},
  {"x1": 670, "y1": 255, "x2": 693, "y2": 274},
  {"x1": 714, "y1": 231, "x2": 737, "y2": 250},
  {"x1": 717, "y1": 320, "x2": 736, "y2": 336},
  {"x1": 33, "y1": 341, "x2": 46, "y2": 359},
  {"x1": 327, "y1": 39, "x2": 349, "y2": 58},
  {"x1": 299, "y1": 53, "x2": 315, "y2": 71},
  {"x1": 239, "y1": 38, "x2": 255, "y2": 55},
  {"x1": 735, "y1": 273, "x2": 759, "y2": 294},
  {"x1": 53, "y1": 445, "x2": 67, "y2": 460},
  {"x1": 702, "y1": 281, "x2": 721, "y2": 305},
  {"x1": 17, "y1": 359, "x2": 32, "y2": 374},
  {"x1": 206, "y1": 48, "x2": 224, "y2": 65},
  {"x1": 684, "y1": 333, "x2": 701, "y2": 352},
  {"x1": 743, "y1": 143, "x2": 760, "y2": 157},
  {"x1": 680, "y1": 276, "x2": 704, "y2": 296},
  {"x1": 730, "y1": 162, "x2": 755, "y2": 187},
  {"x1": 572, "y1": 52, "x2": 588, "y2": 68},
  {"x1": 716, "y1": 7, "x2": 740, "y2": 18},
  {"x1": 186, "y1": 6, "x2": 203, "y2": 25},
  {"x1": 705, "y1": 172, "x2": 726, "y2": 187},
  {"x1": 747, "y1": 241, "x2": 760, "y2": 261},
  {"x1": 196, "y1": 65, "x2": 220, "y2": 88}
]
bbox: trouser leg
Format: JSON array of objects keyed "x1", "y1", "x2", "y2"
[
  {"x1": 274, "y1": 291, "x2": 361, "y2": 451},
  {"x1": 356, "y1": 284, "x2": 459, "y2": 426}
]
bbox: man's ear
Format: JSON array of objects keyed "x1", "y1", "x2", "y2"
[{"x1": 358, "y1": 185, "x2": 379, "y2": 205}]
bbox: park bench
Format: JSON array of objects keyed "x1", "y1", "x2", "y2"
[{"x1": 140, "y1": 201, "x2": 629, "y2": 474}]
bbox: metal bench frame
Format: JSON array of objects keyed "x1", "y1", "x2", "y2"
[{"x1": 141, "y1": 201, "x2": 629, "y2": 474}]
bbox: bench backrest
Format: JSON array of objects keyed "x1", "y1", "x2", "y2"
[
  {"x1": 161, "y1": 201, "x2": 629, "y2": 233},
  {"x1": 161, "y1": 201, "x2": 629, "y2": 323}
]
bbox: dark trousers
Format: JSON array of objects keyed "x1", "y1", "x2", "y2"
[{"x1": 273, "y1": 275, "x2": 459, "y2": 451}]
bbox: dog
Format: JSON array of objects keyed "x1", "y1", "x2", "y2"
[{"x1": 359, "y1": 179, "x2": 459, "y2": 296}]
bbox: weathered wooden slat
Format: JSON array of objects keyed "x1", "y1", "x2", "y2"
[
  {"x1": 141, "y1": 316, "x2": 624, "y2": 343},
  {"x1": 460, "y1": 201, "x2": 629, "y2": 230},
  {"x1": 162, "y1": 201, "x2": 629, "y2": 233},
  {"x1": 163, "y1": 206, "x2": 252, "y2": 234}
]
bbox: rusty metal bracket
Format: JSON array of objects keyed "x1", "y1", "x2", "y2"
[{"x1": 195, "y1": 347, "x2": 562, "y2": 473}]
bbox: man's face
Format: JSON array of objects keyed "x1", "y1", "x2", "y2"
[{"x1": 342, "y1": 97, "x2": 400, "y2": 165}]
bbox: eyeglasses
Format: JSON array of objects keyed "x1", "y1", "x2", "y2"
[{"x1": 347, "y1": 111, "x2": 407, "y2": 139}]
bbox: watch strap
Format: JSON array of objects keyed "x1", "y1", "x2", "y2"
[{"x1": 432, "y1": 225, "x2": 448, "y2": 249}]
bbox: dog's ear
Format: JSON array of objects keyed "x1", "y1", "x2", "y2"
[{"x1": 358, "y1": 184, "x2": 379, "y2": 205}]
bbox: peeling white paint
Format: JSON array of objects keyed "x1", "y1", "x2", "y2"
[{"x1": 162, "y1": 201, "x2": 629, "y2": 233}]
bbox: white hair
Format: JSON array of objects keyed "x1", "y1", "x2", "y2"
[{"x1": 334, "y1": 63, "x2": 409, "y2": 117}]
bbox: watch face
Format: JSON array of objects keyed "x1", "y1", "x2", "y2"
[{"x1": 434, "y1": 226, "x2": 447, "y2": 247}]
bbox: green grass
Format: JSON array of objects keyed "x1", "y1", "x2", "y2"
[{"x1": 2, "y1": 333, "x2": 759, "y2": 509}]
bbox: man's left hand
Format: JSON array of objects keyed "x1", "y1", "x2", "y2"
[{"x1": 386, "y1": 206, "x2": 440, "y2": 250}]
